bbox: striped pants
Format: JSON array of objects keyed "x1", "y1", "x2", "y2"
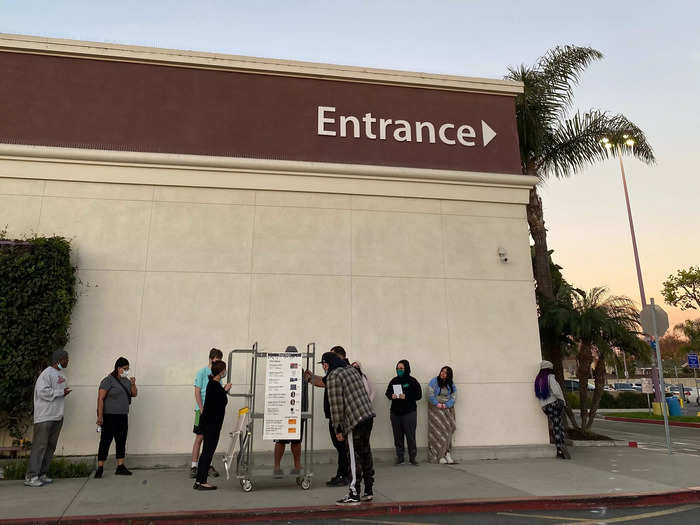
[{"x1": 346, "y1": 417, "x2": 375, "y2": 495}]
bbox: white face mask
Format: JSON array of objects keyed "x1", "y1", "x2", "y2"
[{"x1": 120, "y1": 369, "x2": 130, "y2": 378}]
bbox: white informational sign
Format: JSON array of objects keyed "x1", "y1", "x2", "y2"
[
  {"x1": 393, "y1": 384, "x2": 403, "y2": 396},
  {"x1": 263, "y1": 352, "x2": 302, "y2": 441},
  {"x1": 641, "y1": 378, "x2": 654, "y2": 394}
]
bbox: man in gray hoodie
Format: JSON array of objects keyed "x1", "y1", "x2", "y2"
[{"x1": 24, "y1": 349, "x2": 71, "y2": 487}]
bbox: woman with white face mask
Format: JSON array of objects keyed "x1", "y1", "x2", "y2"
[{"x1": 95, "y1": 357, "x2": 138, "y2": 478}]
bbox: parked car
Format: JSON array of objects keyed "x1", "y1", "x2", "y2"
[
  {"x1": 603, "y1": 384, "x2": 615, "y2": 392},
  {"x1": 668, "y1": 386, "x2": 692, "y2": 399},
  {"x1": 612, "y1": 383, "x2": 638, "y2": 392},
  {"x1": 564, "y1": 379, "x2": 595, "y2": 392}
]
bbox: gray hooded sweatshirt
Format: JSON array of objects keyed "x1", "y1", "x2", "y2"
[{"x1": 33, "y1": 366, "x2": 68, "y2": 423}]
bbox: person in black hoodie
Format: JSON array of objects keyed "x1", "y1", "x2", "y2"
[
  {"x1": 193, "y1": 360, "x2": 231, "y2": 490},
  {"x1": 385, "y1": 359, "x2": 422, "y2": 465}
]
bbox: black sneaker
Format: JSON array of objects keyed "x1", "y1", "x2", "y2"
[
  {"x1": 394, "y1": 457, "x2": 405, "y2": 465},
  {"x1": 336, "y1": 492, "x2": 361, "y2": 505},
  {"x1": 326, "y1": 475, "x2": 348, "y2": 486},
  {"x1": 208, "y1": 465, "x2": 220, "y2": 478},
  {"x1": 94, "y1": 467, "x2": 103, "y2": 479},
  {"x1": 115, "y1": 464, "x2": 133, "y2": 476},
  {"x1": 190, "y1": 466, "x2": 198, "y2": 478},
  {"x1": 409, "y1": 458, "x2": 419, "y2": 466},
  {"x1": 361, "y1": 488, "x2": 374, "y2": 501}
]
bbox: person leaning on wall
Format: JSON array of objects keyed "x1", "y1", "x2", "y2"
[
  {"x1": 534, "y1": 360, "x2": 571, "y2": 460},
  {"x1": 427, "y1": 366, "x2": 457, "y2": 464},
  {"x1": 95, "y1": 357, "x2": 138, "y2": 478},
  {"x1": 385, "y1": 359, "x2": 422, "y2": 465},
  {"x1": 24, "y1": 349, "x2": 71, "y2": 487}
]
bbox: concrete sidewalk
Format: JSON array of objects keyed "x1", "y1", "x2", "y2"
[{"x1": 2, "y1": 447, "x2": 700, "y2": 524}]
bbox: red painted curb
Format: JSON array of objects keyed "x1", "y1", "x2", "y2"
[
  {"x1": 604, "y1": 416, "x2": 700, "y2": 428},
  {"x1": 2, "y1": 489, "x2": 700, "y2": 525}
]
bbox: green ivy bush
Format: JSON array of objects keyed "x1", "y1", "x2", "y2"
[
  {"x1": 1, "y1": 457, "x2": 92, "y2": 480},
  {"x1": 0, "y1": 237, "x2": 76, "y2": 440}
]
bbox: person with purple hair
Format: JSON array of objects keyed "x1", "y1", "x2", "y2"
[{"x1": 534, "y1": 360, "x2": 570, "y2": 459}]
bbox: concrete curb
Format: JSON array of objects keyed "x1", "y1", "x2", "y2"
[
  {"x1": 604, "y1": 416, "x2": 700, "y2": 428},
  {"x1": 3, "y1": 488, "x2": 700, "y2": 525}
]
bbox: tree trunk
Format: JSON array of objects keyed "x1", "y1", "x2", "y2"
[
  {"x1": 527, "y1": 186, "x2": 555, "y2": 301},
  {"x1": 576, "y1": 343, "x2": 593, "y2": 429},
  {"x1": 584, "y1": 355, "x2": 608, "y2": 431}
]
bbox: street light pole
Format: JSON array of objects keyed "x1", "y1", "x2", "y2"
[{"x1": 616, "y1": 142, "x2": 647, "y2": 307}]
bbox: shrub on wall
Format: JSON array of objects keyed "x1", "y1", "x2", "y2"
[{"x1": 0, "y1": 236, "x2": 77, "y2": 440}]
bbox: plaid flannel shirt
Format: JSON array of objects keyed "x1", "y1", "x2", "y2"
[{"x1": 327, "y1": 365, "x2": 376, "y2": 435}]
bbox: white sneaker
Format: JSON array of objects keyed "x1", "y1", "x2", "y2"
[
  {"x1": 24, "y1": 476, "x2": 44, "y2": 487},
  {"x1": 439, "y1": 457, "x2": 447, "y2": 464},
  {"x1": 445, "y1": 453, "x2": 455, "y2": 464},
  {"x1": 39, "y1": 475, "x2": 53, "y2": 484}
]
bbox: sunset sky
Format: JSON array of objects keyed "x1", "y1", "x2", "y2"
[{"x1": 3, "y1": 1, "x2": 698, "y2": 332}]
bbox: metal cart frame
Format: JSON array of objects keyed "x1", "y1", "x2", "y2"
[{"x1": 222, "y1": 342, "x2": 316, "y2": 492}]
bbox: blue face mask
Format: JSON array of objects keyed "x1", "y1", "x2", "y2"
[
  {"x1": 396, "y1": 369, "x2": 405, "y2": 377},
  {"x1": 57, "y1": 363, "x2": 64, "y2": 370}
]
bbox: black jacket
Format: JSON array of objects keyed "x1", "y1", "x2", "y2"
[
  {"x1": 200, "y1": 378, "x2": 228, "y2": 429},
  {"x1": 385, "y1": 361, "x2": 422, "y2": 416}
]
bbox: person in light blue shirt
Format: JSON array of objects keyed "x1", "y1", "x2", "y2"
[
  {"x1": 190, "y1": 348, "x2": 224, "y2": 478},
  {"x1": 427, "y1": 366, "x2": 457, "y2": 464}
]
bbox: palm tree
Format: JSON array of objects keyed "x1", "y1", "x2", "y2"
[
  {"x1": 568, "y1": 287, "x2": 651, "y2": 432},
  {"x1": 505, "y1": 46, "x2": 656, "y2": 386},
  {"x1": 676, "y1": 319, "x2": 700, "y2": 355}
]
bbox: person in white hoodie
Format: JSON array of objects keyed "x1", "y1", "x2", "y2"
[
  {"x1": 534, "y1": 360, "x2": 570, "y2": 460},
  {"x1": 24, "y1": 349, "x2": 71, "y2": 487}
]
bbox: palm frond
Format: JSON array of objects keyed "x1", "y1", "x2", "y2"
[
  {"x1": 537, "y1": 46, "x2": 604, "y2": 114},
  {"x1": 538, "y1": 111, "x2": 656, "y2": 179}
]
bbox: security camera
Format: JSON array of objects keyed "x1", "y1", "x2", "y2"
[{"x1": 498, "y1": 247, "x2": 508, "y2": 263}]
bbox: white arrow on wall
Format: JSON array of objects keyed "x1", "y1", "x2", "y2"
[{"x1": 481, "y1": 120, "x2": 497, "y2": 147}]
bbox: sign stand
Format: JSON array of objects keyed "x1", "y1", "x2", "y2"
[
  {"x1": 648, "y1": 298, "x2": 672, "y2": 455},
  {"x1": 688, "y1": 353, "x2": 699, "y2": 407}
]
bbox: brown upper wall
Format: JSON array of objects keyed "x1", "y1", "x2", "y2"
[{"x1": 0, "y1": 36, "x2": 523, "y2": 175}]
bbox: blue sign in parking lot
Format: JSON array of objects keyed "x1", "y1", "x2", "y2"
[{"x1": 689, "y1": 354, "x2": 699, "y2": 369}]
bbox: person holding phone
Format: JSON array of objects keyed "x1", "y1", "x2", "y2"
[
  {"x1": 24, "y1": 349, "x2": 71, "y2": 487},
  {"x1": 95, "y1": 357, "x2": 137, "y2": 478},
  {"x1": 193, "y1": 360, "x2": 232, "y2": 490}
]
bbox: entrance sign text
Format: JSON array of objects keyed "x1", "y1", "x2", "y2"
[{"x1": 317, "y1": 106, "x2": 498, "y2": 148}]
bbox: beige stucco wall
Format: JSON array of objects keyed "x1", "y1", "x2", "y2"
[{"x1": 0, "y1": 155, "x2": 548, "y2": 456}]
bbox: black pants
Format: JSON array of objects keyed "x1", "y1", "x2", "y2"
[
  {"x1": 347, "y1": 417, "x2": 374, "y2": 495},
  {"x1": 390, "y1": 411, "x2": 417, "y2": 461},
  {"x1": 196, "y1": 422, "x2": 222, "y2": 484},
  {"x1": 98, "y1": 414, "x2": 128, "y2": 461},
  {"x1": 328, "y1": 420, "x2": 350, "y2": 478}
]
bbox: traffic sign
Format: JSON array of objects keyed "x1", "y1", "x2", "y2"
[
  {"x1": 689, "y1": 354, "x2": 699, "y2": 369},
  {"x1": 641, "y1": 378, "x2": 654, "y2": 394},
  {"x1": 640, "y1": 304, "x2": 669, "y2": 337}
]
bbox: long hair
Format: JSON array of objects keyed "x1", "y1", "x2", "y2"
[
  {"x1": 534, "y1": 368, "x2": 552, "y2": 400},
  {"x1": 437, "y1": 366, "x2": 454, "y2": 393},
  {"x1": 110, "y1": 357, "x2": 129, "y2": 379}
]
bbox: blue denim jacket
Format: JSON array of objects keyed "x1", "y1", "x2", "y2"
[{"x1": 428, "y1": 377, "x2": 456, "y2": 408}]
